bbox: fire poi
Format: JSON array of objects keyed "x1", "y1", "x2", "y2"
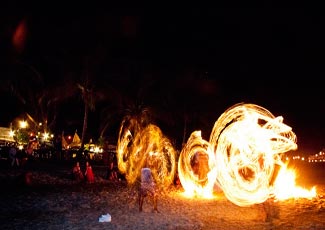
[
  {"x1": 178, "y1": 130, "x2": 217, "y2": 198},
  {"x1": 117, "y1": 121, "x2": 177, "y2": 190},
  {"x1": 117, "y1": 103, "x2": 317, "y2": 207},
  {"x1": 208, "y1": 103, "x2": 316, "y2": 206}
]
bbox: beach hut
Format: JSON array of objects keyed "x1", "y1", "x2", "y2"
[{"x1": 69, "y1": 132, "x2": 81, "y2": 148}]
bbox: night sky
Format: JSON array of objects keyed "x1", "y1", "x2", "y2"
[{"x1": 0, "y1": 4, "x2": 324, "y2": 154}]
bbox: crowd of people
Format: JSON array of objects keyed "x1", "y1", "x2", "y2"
[
  {"x1": 71, "y1": 157, "x2": 121, "y2": 184},
  {"x1": 6, "y1": 142, "x2": 33, "y2": 168},
  {"x1": 2, "y1": 139, "x2": 122, "y2": 184},
  {"x1": 3, "y1": 138, "x2": 181, "y2": 214},
  {"x1": 70, "y1": 141, "x2": 121, "y2": 184},
  {"x1": 2, "y1": 139, "x2": 190, "y2": 214}
]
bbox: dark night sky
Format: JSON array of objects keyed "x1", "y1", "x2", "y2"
[{"x1": 0, "y1": 4, "x2": 324, "y2": 153}]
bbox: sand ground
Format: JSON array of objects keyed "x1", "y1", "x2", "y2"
[{"x1": 0, "y1": 159, "x2": 324, "y2": 230}]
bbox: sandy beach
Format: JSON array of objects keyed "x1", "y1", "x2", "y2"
[{"x1": 0, "y1": 159, "x2": 324, "y2": 230}]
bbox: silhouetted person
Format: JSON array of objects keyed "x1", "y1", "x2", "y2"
[
  {"x1": 9, "y1": 143, "x2": 19, "y2": 167},
  {"x1": 55, "y1": 134, "x2": 63, "y2": 160}
]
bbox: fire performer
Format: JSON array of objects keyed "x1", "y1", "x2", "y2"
[{"x1": 138, "y1": 167, "x2": 159, "y2": 213}]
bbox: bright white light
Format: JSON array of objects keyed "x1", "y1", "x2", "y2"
[
  {"x1": 9, "y1": 130, "x2": 15, "y2": 137},
  {"x1": 43, "y1": 132, "x2": 49, "y2": 140},
  {"x1": 19, "y1": 120, "x2": 28, "y2": 129}
]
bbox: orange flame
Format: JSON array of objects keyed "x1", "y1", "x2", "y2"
[
  {"x1": 178, "y1": 131, "x2": 217, "y2": 198},
  {"x1": 117, "y1": 103, "x2": 317, "y2": 206},
  {"x1": 208, "y1": 103, "x2": 299, "y2": 206},
  {"x1": 117, "y1": 121, "x2": 176, "y2": 190},
  {"x1": 179, "y1": 103, "x2": 316, "y2": 206},
  {"x1": 271, "y1": 164, "x2": 316, "y2": 200}
]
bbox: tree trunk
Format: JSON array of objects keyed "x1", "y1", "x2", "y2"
[
  {"x1": 81, "y1": 103, "x2": 88, "y2": 149},
  {"x1": 182, "y1": 112, "x2": 187, "y2": 146}
]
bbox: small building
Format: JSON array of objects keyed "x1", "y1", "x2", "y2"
[{"x1": 0, "y1": 127, "x2": 15, "y2": 146}]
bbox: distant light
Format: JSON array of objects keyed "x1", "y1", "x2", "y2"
[
  {"x1": 19, "y1": 120, "x2": 28, "y2": 129},
  {"x1": 43, "y1": 132, "x2": 49, "y2": 140},
  {"x1": 9, "y1": 130, "x2": 15, "y2": 137}
]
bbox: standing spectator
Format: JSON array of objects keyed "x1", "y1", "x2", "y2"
[
  {"x1": 18, "y1": 147, "x2": 28, "y2": 167},
  {"x1": 108, "y1": 160, "x2": 118, "y2": 181},
  {"x1": 102, "y1": 141, "x2": 110, "y2": 179},
  {"x1": 25, "y1": 142, "x2": 34, "y2": 161},
  {"x1": 84, "y1": 161, "x2": 95, "y2": 183},
  {"x1": 54, "y1": 134, "x2": 63, "y2": 160},
  {"x1": 9, "y1": 143, "x2": 19, "y2": 167},
  {"x1": 72, "y1": 161, "x2": 84, "y2": 182}
]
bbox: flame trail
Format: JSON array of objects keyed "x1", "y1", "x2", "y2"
[
  {"x1": 178, "y1": 131, "x2": 217, "y2": 198},
  {"x1": 209, "y1": 103, "x2": 298, "y2": 206},
  {"x1": 117, "y1": 121, "x2": 176, "y2": 189},
  {"x1": 117, "y1": 103, "x2": 317, "y2": 206}
]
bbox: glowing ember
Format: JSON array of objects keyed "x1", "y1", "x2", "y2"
[
  {"x1": 178, "y1": 131, "x2": 217, "y2": 198},
  {"x1": 117, "y1": 121, "x2": 177, "y2": 189}
]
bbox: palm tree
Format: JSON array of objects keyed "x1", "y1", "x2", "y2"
[
  {"x1": 77, "y1": 78, "x2": 104, "y2": 149},
  {"x1": 97, "y1": 69, "x2": 169, "y2": 142},
  {"x1": 99, "y1": 91, "x2": 152, "y2": 139},
  {"x1": 140, "y1": 68, "x2": 221, "y2": 149},
  {"x1": 3, "y1": 60, "x2": 63, "y2": 134}
]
